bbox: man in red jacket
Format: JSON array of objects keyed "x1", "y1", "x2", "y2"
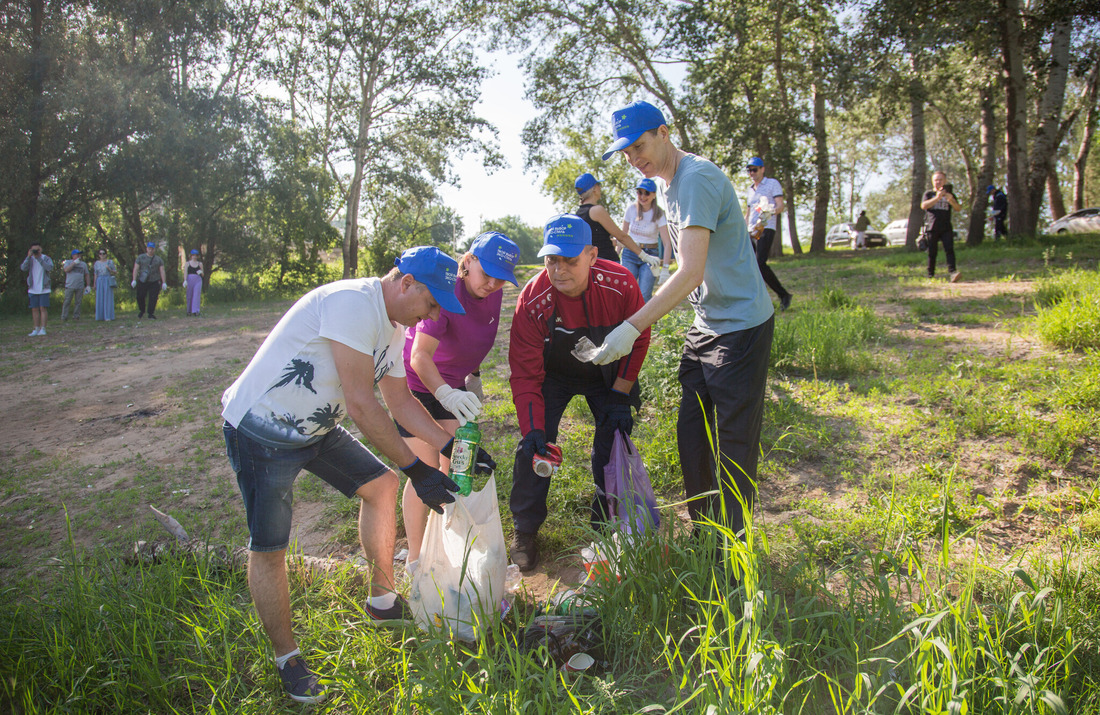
[{"x1": 508, "y1": 213, "x2": 652, "y2": 571}]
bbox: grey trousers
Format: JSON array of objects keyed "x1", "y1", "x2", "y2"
[{"x1": 62, "y1": 287, "x2": 84, "y2": 319}]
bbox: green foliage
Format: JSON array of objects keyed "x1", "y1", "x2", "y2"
[
  {"x1": 482, "y1": 215, "x2": 543, "y2": 264},
  {"x1": 1033, "y1": 269, "x2": 1100, "y2": 350},
  {"x1": 771, "y1": 303, "x2": 886, "y2": 377}
]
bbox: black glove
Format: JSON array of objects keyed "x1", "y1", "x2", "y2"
[
  {"x1": 518, "y1": 429, "x2": 548, "y2": 457},
  {"x1": 440, "y1": 438, "x2": 497, "y2": 475},
  {"x1": 600, "y1": 390, "x2": 634, "y2": 435},
  {"x1": 402, "y1": 458, "x2": 458, "y2": 514}
]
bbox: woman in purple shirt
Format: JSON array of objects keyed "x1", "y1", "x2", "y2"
[{"x1": 397, "y1": 231, "x2": 520, "y2": 575}]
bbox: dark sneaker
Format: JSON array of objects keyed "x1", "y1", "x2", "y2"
[
  {"x1": 510, "y1": 531, "x2": 539, "y2": 572},
  {"x1": 779, "y1": 294, "x2": 792, "y2": 312},
  {"x1": 148, "y1": 314, "x2": 157, "y2": 319},
  {"x1": 277, "y1": 656, "x2": 327, "y2": 704},
  {"x1": 364, "y1": 596, "x2": 414, "y2": 627}
]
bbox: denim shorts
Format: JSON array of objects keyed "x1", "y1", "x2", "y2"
[
  {"x1": 28, "y1": 293, "x2": 50, "y2": 309},
  {"x1": 223, "y1": 421, "x2": 390, "y2": 551},
  {"x1": 394, "y1": 389, "x2": 458, "y2": 438}
]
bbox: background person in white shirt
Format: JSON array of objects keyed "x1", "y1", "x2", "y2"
[
  {"x1": 621, "y1": 177, "x2": 673, "y2": 301},
  {"x1": 744, "y1": 157, "x2": 793, "y2": 311},
  {"x1": 20, "y1": 242, "x2": 54, "y2": 336}
]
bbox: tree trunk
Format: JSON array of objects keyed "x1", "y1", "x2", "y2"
[
  {"x1": 784, "y1": 177, "x2": 802, "y2": 254},
  {"x1": 906, "y1": 56, "x2": 928, "y2": 250},
  {"x1": 343, "y1": 153, "x2": 364, "y2": 279},
  {"x1": 811, "y1": 64, "x2": 829, "y2": 254},
  {"x1": 1001, "y1": 0, "x2": 1029, "y2": 236},
  {"x1": 1025, "y1": 17, "x2": 1072, "y2": 235},
  {"x1": 166, "y1": 209, "x2": 180, "y2": 287},
  {"x1": 5, "y1": 0, "x2": 47, "y2": 293},
  {"x1": 968, "y1": 85, "x2": 996, "y2": 245},
  {"x1": 1074, "y1": 57, "x2": 1100, "y2": 212},
  {"x1": 1046, "y1": 170, "x2": 1066, "y2": 220}
]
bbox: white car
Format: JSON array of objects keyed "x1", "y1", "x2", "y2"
[
  {"x1": 825, "y1": 223, "x2": 887, "y2": 248},
  {"x1": 1046, "y1": 208, "x2": 1100, "y2": 234},
  {"x1": 883, "y1": 219, "x2": 909, "y2": 246}
]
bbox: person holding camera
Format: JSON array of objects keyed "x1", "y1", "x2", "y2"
[
  {"x1": 920, "y1": 171, "x2": 962, "y2": 282},
  {"x1": 131, "y1": 241, "x2": 167, "y2": 319},
  {"x1": 21, "y1": 242, "x2": 54, "y2": 336}
]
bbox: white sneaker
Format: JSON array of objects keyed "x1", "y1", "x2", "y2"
[
  {"x1": 28, "y1": 328, "x2": 40, "y2": 336},
  {"x1": 37, "y1": 328, "x2": 46, "y2": 336}
]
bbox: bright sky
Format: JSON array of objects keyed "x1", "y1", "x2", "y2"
[{"x1": 435, "y1": 55, "x2": 560, "y2": 243}]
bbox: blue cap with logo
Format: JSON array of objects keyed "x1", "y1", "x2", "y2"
[
  {"x1": 71, "y1": 249, "x2": 82, "y2": 256},
  {"x1": 190, "y1": 249, "x2": 199, "y2": 255},
  {"x1": 636, "y1": 178, "x2": 657, "y2": 193},
  {"x1": 394, "y1": 246, "x2": 464, "y2": 315},
  {"x1": 602, "y1": 101, "x2": 667, "y2": 161},
  {"x1": 574, "y1": 172, "x2": 600, "y2": 195},
  {"x1": 747, "y1": 157, "x2": 764, "y2": 168},
  {"x1": 469, "y1": 232, "x2": 520, "y2": 286},
  {"x1": 538, "y1": 214, "x2": 592, "y2": 259},
  {"x1": 986, "y1": 185, "x2": 995, "y2": 194},
  {"x1": 146, "y1": 242, "x2": 155, "y2": 248}
]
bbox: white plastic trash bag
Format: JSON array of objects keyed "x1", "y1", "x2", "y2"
[{"x1": 409, "y1": 475, "x2": 507, "y2": 642}]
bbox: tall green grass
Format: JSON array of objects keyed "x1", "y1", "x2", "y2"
[{"x1": 3, "y1": 503, "x2": 1094, "y2": 713}]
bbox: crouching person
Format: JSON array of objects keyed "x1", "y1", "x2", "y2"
[
  {"x1": 220, "y1": 246, "x2": 494, "y2": 703},
  {"x1": 507, "y1": 214, "x2": 651, "y2": 571}
]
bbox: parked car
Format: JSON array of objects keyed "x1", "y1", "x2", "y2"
[
  {"x1": 1046, "y1": 208, "x2": 1100, "y2": 234},
  {"x1": 825, "y1": 223, "x2": 888, "y2": 248},
  {"x1": 883, "y1": 218, "x2": 909, "y2": 246}
]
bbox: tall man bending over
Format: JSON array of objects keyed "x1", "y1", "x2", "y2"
[
  {"x1": 508, "y1": 214, "x2": 651, "y2": 571},
  {"x1": 589, "y1": 101, "x2": 774, "y2": 551},
  {"x1": 221, "y1": 247, "x2": 492, "y2": 703}
]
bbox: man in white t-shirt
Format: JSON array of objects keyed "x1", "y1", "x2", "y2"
[
  {"x1": 744, "y1": 157, "x2": 792, "y2": 310},
  {"x1": 221, "y1": 246, "x2": 495, "y2": 703},
  {"x1": 20, "y1": 242, "x2": 54, "y2": 336}
]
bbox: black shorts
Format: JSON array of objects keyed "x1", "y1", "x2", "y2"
[{"x1": 394, "y1": 389, "x2": 459, "y2": 438}]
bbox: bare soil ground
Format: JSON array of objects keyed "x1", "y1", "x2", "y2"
[{"x1": 0, "y1": 270, "x2": 1091, "y2": 603}]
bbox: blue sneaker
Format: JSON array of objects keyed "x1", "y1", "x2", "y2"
[{"x1": 277, "y1": 655, "x2": 326, "y2": 704}]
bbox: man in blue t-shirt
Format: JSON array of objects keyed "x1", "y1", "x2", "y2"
[{"x1": 588, "y1": 100, "x2": 775, "y2": 552}]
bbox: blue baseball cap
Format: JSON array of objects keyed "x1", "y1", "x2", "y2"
[
  {"x1": 636, "y1": 178, "x2": 657, "y2": 193},
  {"x1": 394, "y1": 246, "x2": 464, "y2": 315},
  {"x1": 71, "y1": 249, "x2": 82, "y2": 256},
  {"x1": 469, "y1": 232, "x2": 520, "y2": 286},
  {"x1": 747, "y1": 157, "x2": 764, "y2": 168},
  {"x1": 986, "y1": 185, "x2": 995, "y2": 194},
  {"x1": 574, "y1": 172, "x2": 600, "y2": 195},
  {"x1": 602, "y1": 101, "x2": 667, "y2": 161},
  {"x1": 190, "y1": 249, "x2": 199, "y2": 255},
  {"x1": 538, "y1": 214, "x2": 592, "y2": 259},
  {"x1": 145, "y1": 242, "x2": 155, "y2": 248}
]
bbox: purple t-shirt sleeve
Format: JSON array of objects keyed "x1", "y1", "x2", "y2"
[{"x1": 403, "y1": 285, "x2": 502, "y2": 394}]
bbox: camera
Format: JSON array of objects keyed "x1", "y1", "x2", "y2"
[
  {"x1": 944, "y1": 184, "x2": 954, "y2": 194},
  {"x1": 32, "y1": 248, "x2": 40, "y2": 255}
]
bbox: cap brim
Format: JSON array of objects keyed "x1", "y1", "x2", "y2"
[
  {"x1": 481, "y1": 261, "x2": 519, "y2": 286},
  {"x1": 601, "y1": 131, "x2": 644, "y2": 161},
  {"x1": 538, "y1": 243, "x2": 586, "y2": 259},
  {"x1": 426, "y1": 285, "x2": 465, "y2": 315}
]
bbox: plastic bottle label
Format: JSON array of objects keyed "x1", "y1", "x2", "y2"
[{"x1": 451, "y1": 440, "x2": 474, "y2": 474}]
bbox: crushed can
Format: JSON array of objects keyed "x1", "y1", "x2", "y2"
[{"x1": 532, "y1": 443, "x2": 563, "y2": 478}]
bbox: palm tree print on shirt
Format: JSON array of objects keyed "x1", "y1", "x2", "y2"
[
  {"x1": 308, "y1": 403, "x2": 343, "y2": 433},
  {"x1": 270, "y1": 359, "x2": 317, "y2": 394},
  {"x1": 273, "y1": 413, "x2": 307, "y2": 435}
]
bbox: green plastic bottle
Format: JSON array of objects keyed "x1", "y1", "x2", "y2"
[{"x1": 448, "y1": 421, "x2": 481, "y2": 496}]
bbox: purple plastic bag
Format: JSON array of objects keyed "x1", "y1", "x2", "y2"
[{"x1": 603, "y1": 430, "x2": 660, "y2": 535}]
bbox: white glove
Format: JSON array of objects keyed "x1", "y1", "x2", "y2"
[
  {"x1": 131, "y1": 280, "x2": 137, "y2": 288},
  {"x1": 657, "y1": 267, "x2": 670, "y2": 285},
  {"x1": 640, "y1": 251, "x2": 661, "y2": 268},
  {"x1": 589, "y1": 321, "x2": 641, "y2": 366},
  {"x1": 464, "y1": 373, "x2": 484, "y2": 402},
  {"x1": 84, "y1": 286, "x2": 92, "y2": 295},
  {"x1": 433, "y1": 384, "x2": 481, "y2": 425},
  {"x1": 161, "y1": 283, "x2": 168, "y2": 291}
]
